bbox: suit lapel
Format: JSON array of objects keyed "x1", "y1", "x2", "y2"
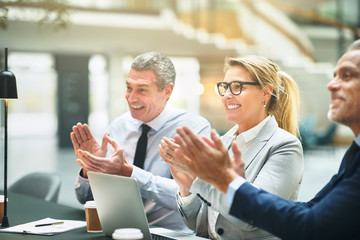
[
  {"x1": 220, "y1": 125, "x2": 238, "y2": 150},
  {"x1": 242, "y1": 117, "x2": 278, "y2": 169},
  {"x1": 344, "y1": 146, "x2": 360, "y2": 177}
]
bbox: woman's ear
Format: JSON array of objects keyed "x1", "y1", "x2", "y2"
[{"x1": 263, "y1": 84, "x2": 274, "y2": 101}]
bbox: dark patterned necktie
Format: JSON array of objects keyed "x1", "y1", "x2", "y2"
[
  {"x1": 345, "y1": 141, "x2": 359, "y2": 170},
  {"x1": 133, "y1": 124, "x2": 151, "y2": 169}
]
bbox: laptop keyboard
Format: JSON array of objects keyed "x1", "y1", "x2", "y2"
[{"x1": 151, "y1": 233, "x2": 176, "y2": 240}]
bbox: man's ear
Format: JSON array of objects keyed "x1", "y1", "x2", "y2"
[{"x1": 164, "y1": 82, "x2": 174, "y2": 100}]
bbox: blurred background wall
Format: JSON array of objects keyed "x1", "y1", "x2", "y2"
[
  {"x1": 1, "y1": 0, "x2": 359, "y2": 144},
  {"x1": 0, "y1": 0, "x2": 359, "y2": 207},
  {"x1": 1, "y1": 0, "x2": 358, "y2": 145}
]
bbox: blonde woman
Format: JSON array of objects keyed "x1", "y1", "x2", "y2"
[{"x1": 160, "y1": 55, "x2": 304, "y2": 240}]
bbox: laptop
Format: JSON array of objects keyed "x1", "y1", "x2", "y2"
[{"x1": 87, "y1": 171, "x2": 207, "y2": 240}]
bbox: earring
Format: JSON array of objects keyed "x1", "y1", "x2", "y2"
[{"x1": 264, "y1": 101, "x2": 266, "y2": 108}]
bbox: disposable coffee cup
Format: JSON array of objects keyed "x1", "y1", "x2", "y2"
[
  {"x1": 0, "y1": 195, "x2": 4, "y2": 225},
  {"x1": 112, "y1": 228, "x2": 144, "y2": 240},
  {"x1": 84, "y1": 200, "x2": 102, "y2": 233}
]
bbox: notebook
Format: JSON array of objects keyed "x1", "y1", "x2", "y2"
[{"x1": 87, "y1": 171, "x2": 207, "y2": 240}]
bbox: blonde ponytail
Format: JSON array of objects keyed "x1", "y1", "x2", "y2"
[{"x1": 268, "y1": 71, "x2": 300, "y2": 136}]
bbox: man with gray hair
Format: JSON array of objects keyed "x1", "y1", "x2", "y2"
[{"x1": 71, "y1": 52, "x2": 211, "y2": 232}]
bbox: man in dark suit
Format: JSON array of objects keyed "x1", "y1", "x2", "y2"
[{"x1": 173, "y1": 39, "x2": 360, "y2": 240}]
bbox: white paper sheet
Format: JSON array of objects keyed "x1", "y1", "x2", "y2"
[{"x1": 0, "y1": 217, "x2": 86, "y2": 236}]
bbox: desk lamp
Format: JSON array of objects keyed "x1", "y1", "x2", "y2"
[{"x1": 0, "y1": 48, "x2": 18, "y2": 228}]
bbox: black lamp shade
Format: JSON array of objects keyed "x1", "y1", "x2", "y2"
[{"x1": 0, "y1": 70, "x2": 18, "y2": 99}]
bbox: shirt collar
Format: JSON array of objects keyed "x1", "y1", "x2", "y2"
[
  {"x1": 135, "y1": 103, "x2": 171, "y2": 132},
  {"x1": 355, "y1": 134, "x2": 360, "y2": 146},
  {"x1": 238, "y1": 115, "x2": 272, "y2": 143}
]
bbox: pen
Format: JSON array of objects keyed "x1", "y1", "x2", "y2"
[{"x1": 35, "y1": 221, "x2": 64, "y2": 227}]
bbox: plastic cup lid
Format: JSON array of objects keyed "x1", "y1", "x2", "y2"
[
  {"x1": 84, "y1": 200, "x2": 96, "y2": 208},
  {"x1": 112, "y1": 228, "x2": 143, "y2": 239}
]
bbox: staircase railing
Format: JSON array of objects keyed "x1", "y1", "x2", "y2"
[
  {"x1": 3, "y1": 0, "x2": 357, "y2": 58},
  {"x1": 264, "y1": 0, "x2": 360, "y2": 39}
]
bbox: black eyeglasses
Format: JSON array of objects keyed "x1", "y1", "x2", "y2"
[{"x1": 216, "y1": 81, "x2": 260, "y2": 96}]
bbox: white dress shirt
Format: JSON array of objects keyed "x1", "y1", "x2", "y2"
[{"x1": 75, "y1": 103, "x2": 211, "y2": 232}]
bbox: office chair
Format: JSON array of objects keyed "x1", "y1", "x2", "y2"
[{"x1": 9, "y1": 172, "x2": 61, "y2": 202}]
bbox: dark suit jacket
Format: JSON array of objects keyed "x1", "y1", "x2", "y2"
[{"x1": 229, "y1": 144, "x2": 360, "y2": 240}]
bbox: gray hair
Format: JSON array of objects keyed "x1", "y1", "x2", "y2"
[
  {"x1": 348, "y1": 39, "x2": 360, "y2": 51},
  {"x1": 131, "y1": 52, "x2": 176, "y2": 91}
]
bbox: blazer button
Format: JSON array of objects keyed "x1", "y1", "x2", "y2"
[{"x1": 217, "y1": 228, "x2": 224, "y2": 235}]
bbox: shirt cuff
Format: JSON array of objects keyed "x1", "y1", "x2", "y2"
[
  {"x1": 131, "y1": 165, "x2": 151, "y2": 189},
  {"x1": 225, "y1": 176, "x2": 246, "y2": 207},
  {"x1": 176, "y1": 190, "x2": 196, "y2": 206},
  {"x1": 76, "y1": 169, "x2": 89, "y2": 184}
]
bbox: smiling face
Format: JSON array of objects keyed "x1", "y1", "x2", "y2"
[
  {"x1": 328, "y1": 50, "x2": 360, "y2": 135},
  {"x1": 221, "y1": 66, "x2": 269, "y2": 132},
  {"x1": 125, "y1": 68, "x2": 173, "y2": 123}
]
